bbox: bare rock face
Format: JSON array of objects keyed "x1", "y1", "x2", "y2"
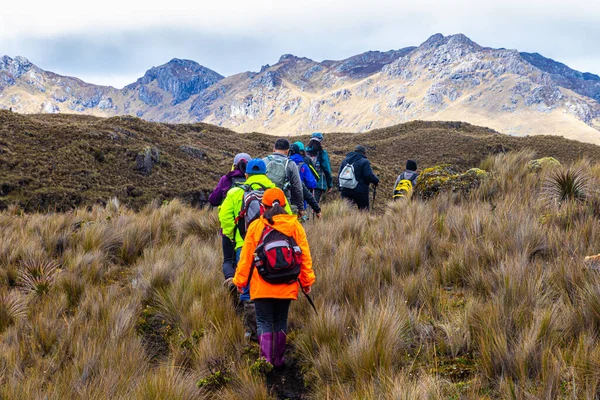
[
  {"x1": 131, "y1": 59, "x2": 224, "y2": 105},
  {"x1": 136, "y1": 147, "x2": 160, "y2": 176},
  {"x1": 180, "y1": 145, "x2": 206, "y2": 160}
]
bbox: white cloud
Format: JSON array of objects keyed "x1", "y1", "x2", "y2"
[{"x1": 1, "y1": 0, "x2": 599, "y2": 86}]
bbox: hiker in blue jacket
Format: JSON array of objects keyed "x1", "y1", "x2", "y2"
[{"x1": 289, "y1": 143, "x2": 322, "y2": 219}]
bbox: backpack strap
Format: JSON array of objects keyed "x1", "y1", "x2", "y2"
[{"x1": 247, "y1": 226, "x2": 273, "y2": 287}]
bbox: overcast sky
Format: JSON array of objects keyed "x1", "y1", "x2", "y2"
[{"x1": 1, "y1": 0, "x2": 598, "y2": 88}]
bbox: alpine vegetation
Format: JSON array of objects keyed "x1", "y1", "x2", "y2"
[{"x1": 3, "y1": 151, "x2": 600, "y2": 398}]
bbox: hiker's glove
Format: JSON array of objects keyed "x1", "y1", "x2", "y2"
[{"x1": 303, "y1": 286, "x2": 311, "y2": 294}]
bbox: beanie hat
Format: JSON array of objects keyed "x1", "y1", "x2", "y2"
[
  {"x1": 246, "y1": 158, "x2": 267, "y2": 175},
  {"x1": 406, "y1": 160, "x2": 417, "y2": 171},
  {"x1": 354, "y1": 145, "x2": 366, "y2": 155},
  {"x1": 293, "y1": 141, "x2": 305, "y2": 151},
  {"x1": 311, "y1": 132, "x2": 324, "y2": 142},
  {"x1": 233, "y1": 153, "x2": 251, "y2": 166},
  {"x1": 262, "y1": 188, "x2": 287, "y2": 207},
  {"x1": 289, "y1": 143, "x2": 301, "y2": 155}
]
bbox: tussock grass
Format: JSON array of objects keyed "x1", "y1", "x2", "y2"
[{"x1": 4, "y1": 152, "x2": 600, "y2": 398}]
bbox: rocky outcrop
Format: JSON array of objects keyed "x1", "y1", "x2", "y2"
[
  {"x1": 179, "y1": 145, "x2": 206, "y2": 160},
  {"x1": 135, "y1": 147, "x2": 160, "y2": 176},
  {"x1": 416, "y1": 165, "x2": 488, "y2": 199}
]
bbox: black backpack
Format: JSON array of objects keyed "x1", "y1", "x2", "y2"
[{"x1": 251, "y1": 226, "x2": 302, "y2": 284}]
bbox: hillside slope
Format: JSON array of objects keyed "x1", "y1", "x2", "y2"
[{"x1": 2, "y1": 111, "x2": 600, "y2": 211}]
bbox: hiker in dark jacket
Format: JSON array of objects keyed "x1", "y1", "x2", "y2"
[
  {"x1": 209, "y1": 153, "x2": 250, "y2": 207},
  {"x1": 393, "y1": 160, "x2": 419, "y2": 192},
  {"x1": 338, "y1": 145, "x2": 379, "y2": 210},
  {"x1": 306, "y1": 133, "x2": 333, "y2": 203}
]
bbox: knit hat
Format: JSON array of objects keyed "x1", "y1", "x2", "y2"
[
  {"x1": 289, "y1": 143, "x2": 301, "y2": 155},
  {"x1": 354, "y1": 145, "x2": 366, "y2": 155},
  {"x1": 233, "y1": 153, "x2": 251, "y2": 166},
  {"x1": 293, "y1": 141, "x2": 305, "y2": 151},
  {"x1": 246, "y1": 158, "x2": 267, "y2": 175},
  {"x1": 406, "y1": 160, "x2": 417, "y2": 171},
  {"x1": 311, "y1": 132, "x2": 324, "y2": 142},
  {"x1": 262, "y1": 188, "x2": 287, "y2": 207}
]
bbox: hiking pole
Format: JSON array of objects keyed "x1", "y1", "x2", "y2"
[
  {"x1": 300, "y1": 285, "x2": 318, "y2": 315},
  {"x1": 371, "y1": 185, "x2": 377, "y2": 212}
]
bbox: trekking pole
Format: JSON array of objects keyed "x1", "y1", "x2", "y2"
[
  {"x1": 371, "y1": 185, "x2": 377, "y2": 212},
  {"x1": 300, "y1": 285, "x2": 318, "y2": 315}
]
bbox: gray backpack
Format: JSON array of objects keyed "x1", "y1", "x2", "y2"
[
  {"x1": 265, "y1": 155, "x2": 290, "y2": 191},
  {"x1": 339, "y1": 163, "x2": 358, "y2": 189}
]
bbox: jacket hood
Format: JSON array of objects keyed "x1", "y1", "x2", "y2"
[
  {"x1": 227, "y1": 169, "x2": 245, "y2": 179},
  {"x1": 262, "y1": 214, "x2": 299, "y2": 236},
  {"x1": 345, "y1": 151, "x2": 367, "y2": 164},
  {"x1": 244, "y1": 174, "x2": 275, "y2": 187},
  {"x1": 289, "y1": 154, "x2": 304, "y2": 164}
]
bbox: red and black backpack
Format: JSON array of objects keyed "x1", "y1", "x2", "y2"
[{"x1": 251, "y1": 226, "x2": 302, "y2": 284}]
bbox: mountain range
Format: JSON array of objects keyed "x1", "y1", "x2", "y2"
[{"x1": 1, "y1": 33, "x2": 600, "y2": 143}]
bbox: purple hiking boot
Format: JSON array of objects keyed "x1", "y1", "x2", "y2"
[
  {"x1": 258, "y1": 332, "x2": 273, "y2": 364},
  {"x1": 273, "y1": 331, "x2": 287, "y2": 369}
]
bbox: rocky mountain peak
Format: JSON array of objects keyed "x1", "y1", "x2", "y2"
[
  {"x1": 0, "y1": 55, "x2": 34, "y2": 78},
  {"x1": 419, "y1": 33, "x2": 481, "y2": 51},
  {"x1": 132, "y1": 58, "x2": 224, "y2": 105},
  {"x1": 278, "y1": 54, "x2": 298, "y2": 62}
]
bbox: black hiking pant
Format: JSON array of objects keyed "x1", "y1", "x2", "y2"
[
  {"x1": 221, "y1": 235, "x2": 236, "y2": 279},
  {"x1": 341, "y1": 189, "x2": 370, "y2": 211},
  {"x1": 313, "y1": 189, "x2": 325, "y2": 204}
]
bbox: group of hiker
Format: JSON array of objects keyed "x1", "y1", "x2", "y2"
[{"x1": 209, "y1": 132, "x2": 420, "y2": 369}]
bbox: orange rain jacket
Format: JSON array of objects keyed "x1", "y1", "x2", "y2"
[{"x1": 233, "y1": 214, "x2": 315, "y2": 300}]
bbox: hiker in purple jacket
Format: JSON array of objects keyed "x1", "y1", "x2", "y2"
[
  {"x1": 209, "y1": 153, "x2": 251, "y2": 207},
  {"x1": 210, "y1": 153, "x2": 251, "y2": 285}
]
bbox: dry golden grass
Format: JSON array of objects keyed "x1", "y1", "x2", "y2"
[{"x1": 4, "y1": 150, "x2": 600, "y2": 398}]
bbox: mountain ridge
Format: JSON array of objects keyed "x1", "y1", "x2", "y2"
[{"x1": 1, "y1": 33, "x2": 599, "y2": 143}]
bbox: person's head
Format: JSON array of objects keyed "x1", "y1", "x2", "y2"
[
  {"x1": 233, "y1": 153, "x2": 251, "y2": 173},
  {"x1": 406, "y1": 160, "x2": 417, "y2": 171},
  {"x1": 311, "y1": 132, "x2": 324, "y2": 142},
  {"x1": 354, "y1": 145, "x2": 367, "y2": 155},
  {"x1": 273, "y1": 138, "x2": 290, "y2": 155},
  {"x1": 293, "y1": 141, "x2": 305, "y2": 156},
  {"x1": 262, "y1": 188, "x2": 288, "y2": 224},
  {"x1": 307, "y1": 139, "x2": 322, "y2": 154},
  {"x1": 289, "y1": 143, "x2": 301, "y2": 156},
  {"x1": 245, "y1": 158, "x2": 267, "y2": 178}
]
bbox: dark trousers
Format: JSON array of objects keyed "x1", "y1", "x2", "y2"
[
  {"x1": 341, "y1": 190, "x2": 370, "y2": 210},
  {"x1": 254, "y1": 298, "x2": 292, "y2": 336},
  {"x1": 221, "y1": 235, "x2": 236, "y2": 279},
  {"x1": 313, "y1": 189, "x2": 325, "y2": 204}
]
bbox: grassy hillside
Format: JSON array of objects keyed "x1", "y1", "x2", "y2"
[
  {"x1": 2, "y1": 110, "x2": 600, "y2": 212},
  {"x1": 2, "y1": 151, "x2": 600, "y2": 398}
]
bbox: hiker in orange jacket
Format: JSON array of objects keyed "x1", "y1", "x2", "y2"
[{"x1": 233, "y1": 187, "x2": 315, "y2": 368}]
